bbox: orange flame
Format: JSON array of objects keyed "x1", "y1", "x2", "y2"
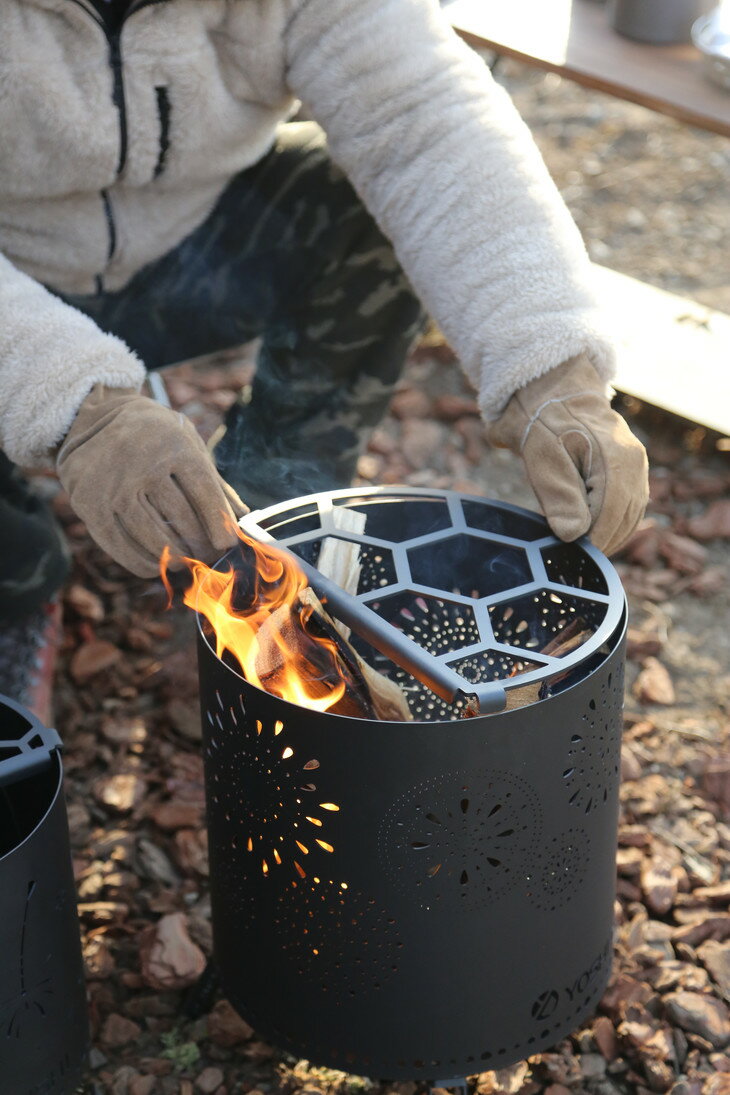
[{"x1": 161, "y1": 530, "x2": 346, "y2": 713}]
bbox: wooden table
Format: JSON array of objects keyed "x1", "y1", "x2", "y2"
[
  {"x1": 445, "y1": 0, "x2": 730, "y2": 137},
  {"x1": 445, "y1": 0, "x2": 730, "y2": 435}
]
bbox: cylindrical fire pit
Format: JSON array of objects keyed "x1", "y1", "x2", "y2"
[
  {"x1": 197, "y1": 488, "x2": 626, "y2": 1080},
  {"x1": 0, "y1": 694, "x2": 88, "y2": 1093}
]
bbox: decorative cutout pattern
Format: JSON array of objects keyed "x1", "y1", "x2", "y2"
[
  {"x1": 447, "y1": 649, "x2": 542, "y2": 685},
  {"x1": 380, "y1": 770, "x2": 542, "y2": 909},
  {"x1": 527, "y1": 829, "x2": 591, "y2": 912},
  {"x1": 274, "y1": 882, "x2": 402, "y2": 1001},
  {"x1": 244, "y1": 934, "x2": 611, "y2": 1077},
  {"x1": 0, "y1": 881, "x2": 53, "y2": 1040},
  {"x1": 292, "y1": 538, "x2": 397, "y2": 593},
  {"x1": 489, "y1": 589, "x2": 607, "y2": 655},
  {"x1": 206, "y1": 694, "x2": 339, "y2": 881},
  {"x1": 368, "y1": 591, "x2": 480, "y2": 657},
  {"x1": 541, "y1": 543, "x2": 608, "y2": 595},
  {"x1": 563, "y1": 667, "x2": 625, "y2": 815}
]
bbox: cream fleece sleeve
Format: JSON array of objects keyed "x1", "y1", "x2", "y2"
[
  {"x1": 284, "y1": 0, "x2": 614, "y2": 418},
  {"x1": 0, "y1": 252, "x2": 145, "y2": 467}
]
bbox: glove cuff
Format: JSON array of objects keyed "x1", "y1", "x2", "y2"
[
  {"x1": 57, "y1": 385, "x2": 151, "y2": 461},
  {"x1": 486, "y1": 353, "x2": 612, "y2": 452}
]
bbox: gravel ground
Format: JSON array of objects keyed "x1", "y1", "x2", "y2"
[{"x1": 496, "y1": 58, "x2": 730, "y2": 311}]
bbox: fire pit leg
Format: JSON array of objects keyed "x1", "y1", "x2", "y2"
[{"x1": 182, "y1": 958, "x2": 221, "y2": 1019}]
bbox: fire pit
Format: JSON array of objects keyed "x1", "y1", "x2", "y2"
[
  {"x1": 195, "y1": 488, "x2": 626, "y2": 1080},
  {"x1": 0, "y1": 693, "x2": 88, "y2": 1093}
]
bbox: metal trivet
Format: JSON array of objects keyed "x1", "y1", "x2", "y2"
[{"x1": 240, "y1": 487, "x2": 625, "y2": 718}]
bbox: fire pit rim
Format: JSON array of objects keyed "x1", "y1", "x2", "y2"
[
  {"x1": 196, "y1": 487, "x2": 627, "y2": 725},
  {"x1": 197, "y1": 600, "x2": 627, "y2": 728},
  {"x1": 0, "y1": 693, "x2": 63, "y2": 864}
]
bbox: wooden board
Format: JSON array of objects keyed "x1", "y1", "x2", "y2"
[
  {"x1": 593, "y1": 265, "x2": 730, "y2": 435},
  {"x1": 445, "y1": 0, "x2": 730, "y2": 137}
]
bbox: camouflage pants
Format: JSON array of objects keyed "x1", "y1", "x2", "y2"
[{"x1": 62, "y1": 121, "x2": 425, "y2": 509}]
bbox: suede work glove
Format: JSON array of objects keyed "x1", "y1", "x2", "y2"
[
  {"x1": 486, "y1": 354, "x2": 648, "y2": 556},
  {"x1": 57, "y1": 386, "x2": 248, "y2": 577}
]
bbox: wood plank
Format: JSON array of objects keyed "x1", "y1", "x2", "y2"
[
  {"x1": 445, "y1": 0, "x2": 730, "y2": 137},
  {"x1": 593, "y1": 265, "x2": 730, "y2": 435}
]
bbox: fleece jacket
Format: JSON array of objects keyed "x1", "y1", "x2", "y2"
[{"x1": 0, "y1": 0, "x2": 614, "y2": 468}]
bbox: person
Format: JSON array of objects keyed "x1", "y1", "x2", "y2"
[{"x1": 0, "y1": 0, "x2": 648, "y2": 625}]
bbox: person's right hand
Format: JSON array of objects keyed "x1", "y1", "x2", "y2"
[
  {"x1": 486, "y1": 355, "x2": 649, "y2": 556},
  {"x1": 56, "y1": 385, "x2": 248, "y2": 577}
]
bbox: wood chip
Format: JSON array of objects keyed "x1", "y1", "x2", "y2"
[
  {"x1": 65, "y1": 583, "x2": 105, "y2": 621},
  {"x1": 93, "y1": 773, "x2": 146, "y2": 815},
  {"x1": 140, "y1": 912, "x2": 206, "y2": 991},
  {"x1": 100, "y1": 1013, "x2": 141, "y2": 1049},
  {"x1": 71, "y1": 639, "x2": 122, "y2": 683},
  {"x1": 641, "y1": 855, "x2": 679, "y2": 915},
  {"x1": 207, "y1": 999, "x2": 254, "y2": 1047},
  {"x1": 663, "y1": 992, "x2": 730, "y2": 1049},
  {"x1": 633, "y1": 657, "x2": 676, "y2": 705},
  {"x1": 687, "y1": 499, "x2": 730, "y2": 541}
]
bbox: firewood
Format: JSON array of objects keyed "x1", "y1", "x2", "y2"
[
  {"x1": 298, "y1": 588, "x2": 412, "y2": 722},
  {"x1": 462, "y1": 618, "x2": 596, "y2": 715},
  {"x1": 254, "y1": 595, "x2": 378, "y2": 720},
  {"x1": 314, "y1": 507, "x2": 412, "y2": 722},
  {"x1": 539, "y1": 617, "x2": 593, "y2": 657},
  {"x1": 316, "y1": 508, "x2": 366, "y2": 641}
]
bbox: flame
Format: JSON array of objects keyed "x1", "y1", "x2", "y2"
[{"x1": 162, "y1": 529, "x2": 346, "y2": 713}]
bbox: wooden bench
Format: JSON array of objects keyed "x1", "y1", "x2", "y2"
[{"x1": 446, "y1": 0, "x2": 730, "y2": 435}]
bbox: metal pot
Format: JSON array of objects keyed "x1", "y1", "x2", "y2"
[{"x1": 611, "y1": 0, "x2": 714, "y2": 43}]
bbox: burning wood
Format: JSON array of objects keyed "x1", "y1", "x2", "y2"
[
  {"x1": 251, "y1": 586, "x2": 411, "y2": 720},
  {"x1": 162, "y1": 516, "x2": 412, "y2": 721},
  {"x1": 313, "y1": 506, "x2": 411, "y2": 720}
]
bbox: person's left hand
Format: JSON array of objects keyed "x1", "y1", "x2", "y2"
[
  {"x1": 56, "y1": 385, "x2": 248, "y2": 576},
  {"x1": 485, "y1": 354, "x2": 648, "y2": 555}
]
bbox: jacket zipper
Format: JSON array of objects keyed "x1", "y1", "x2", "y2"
[
  {"x1": 154, "y1": 86, "x2": 172, "y2": 179},
  {"x1": 65, "y1": 0, "x2": 170, "y2": 287}
]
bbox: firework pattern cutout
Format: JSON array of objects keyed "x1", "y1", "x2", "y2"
[
  {"x1": 0, "y1": 881, "x2": 54, "y2": 1040},
  {"x1": 206, "y1": 690, "x2": 342, "y2": 884}
]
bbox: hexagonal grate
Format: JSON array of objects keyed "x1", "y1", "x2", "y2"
[
  {"x1": 240, "y1": 487, "x2": 625, "y2": 721},
  {"x1": 0, "y1": 704, "x2": 61, "y2": 791},
  {"x1": 291, "y1": 538, "x2": 397, "y2": 594},
  {"x1": 368, "y1": 591, "x2": 480, "y2": 657},
  {"x1": 408, "y1": 534, "x2": 532, "y2": 598},
  {"x1": 489, "y1": 590, "x2": 607, "y2": 655}
]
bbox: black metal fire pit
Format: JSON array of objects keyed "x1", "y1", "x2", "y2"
[
  {"x1": 196, "y1": 488, "x2": 626, "y2": 1080},
  {"x1": 0, "y1": 693, "x2": 88, "y2": 1094}
]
